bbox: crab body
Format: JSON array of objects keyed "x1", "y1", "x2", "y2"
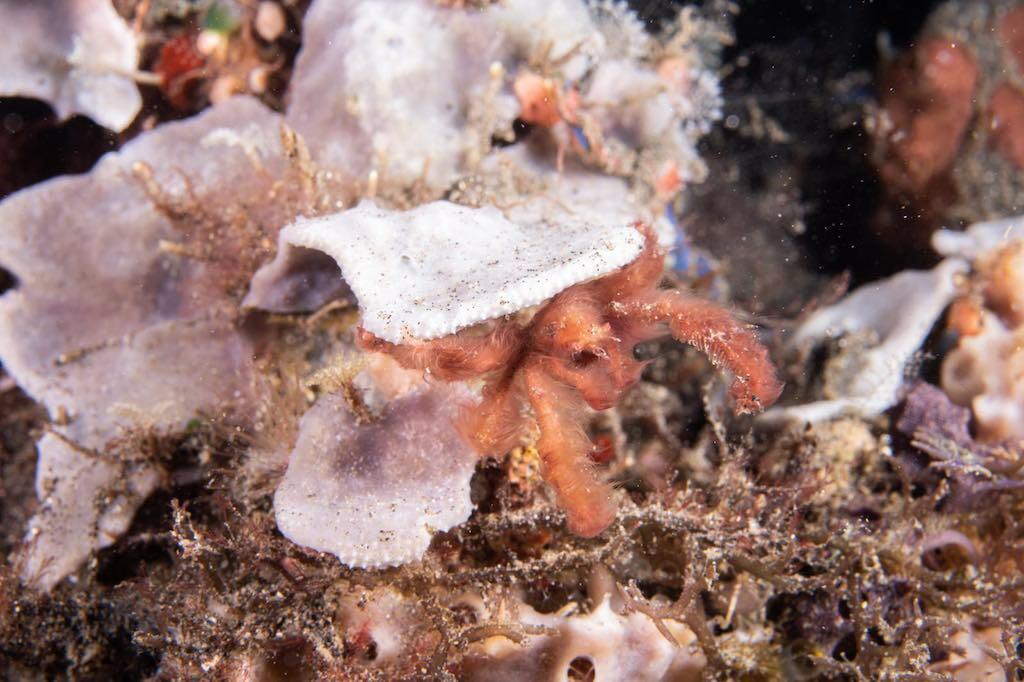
[{"x1": 357, "y1": 225, "x2": 782, "y2": 536}]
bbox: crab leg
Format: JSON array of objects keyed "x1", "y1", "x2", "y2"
[
  {"x1": 355, "y1": 324, "x2": 523, "y2": 381},
  {"x1": 610, "y1": 290, "x2": 783, "y2": 414},
  {"x1": 523, "y1": 360, "x2": 617, "y2": 537},
  {"x1": 457, "y1": 373, "x2": 529, "y2": 457}
]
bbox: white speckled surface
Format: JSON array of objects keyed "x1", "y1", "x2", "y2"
[{"x1": 277, "y1": 199, "x2": 645, "y2": 342}]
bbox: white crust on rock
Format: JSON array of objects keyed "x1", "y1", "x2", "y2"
[{"x1": 465, "y1": 595, "x2": 706, "y2": 682}]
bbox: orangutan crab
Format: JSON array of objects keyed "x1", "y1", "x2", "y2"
[{"x1": 357, "y1": 225, "x2": 782, "y2": 537}]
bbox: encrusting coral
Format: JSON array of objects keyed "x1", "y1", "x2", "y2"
[
  {"x1": 358, "y1": 225, "x2": 782, "y2": 536},
  {"x1": 461, "y1": 589, "x2": 707, "y2": 681},
  {"x1": 505, "y1": 1, "x2": 721, "y2": 196},
  {"x1": 0, "y1": 97, "x2": 297, "y2": 591},
  {"x1": 289, "y1": 0, "x2": 723, "y2": 202}
]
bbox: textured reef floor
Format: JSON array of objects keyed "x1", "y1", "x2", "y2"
[{"x1": 1, "y1": 1, "x2": 1023, "y2": 680}]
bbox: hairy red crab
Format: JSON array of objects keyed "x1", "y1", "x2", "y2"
[{"x1": 357, "y1": 225, "x2": 782, "y2": 537}]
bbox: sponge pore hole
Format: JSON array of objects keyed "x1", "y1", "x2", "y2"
[
  {"x1": 567, "y1": 656, "x2": 595, "y2": 681},
  {"x1": 0, "y1": 267, "x2": 15, "y2": 295}
]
